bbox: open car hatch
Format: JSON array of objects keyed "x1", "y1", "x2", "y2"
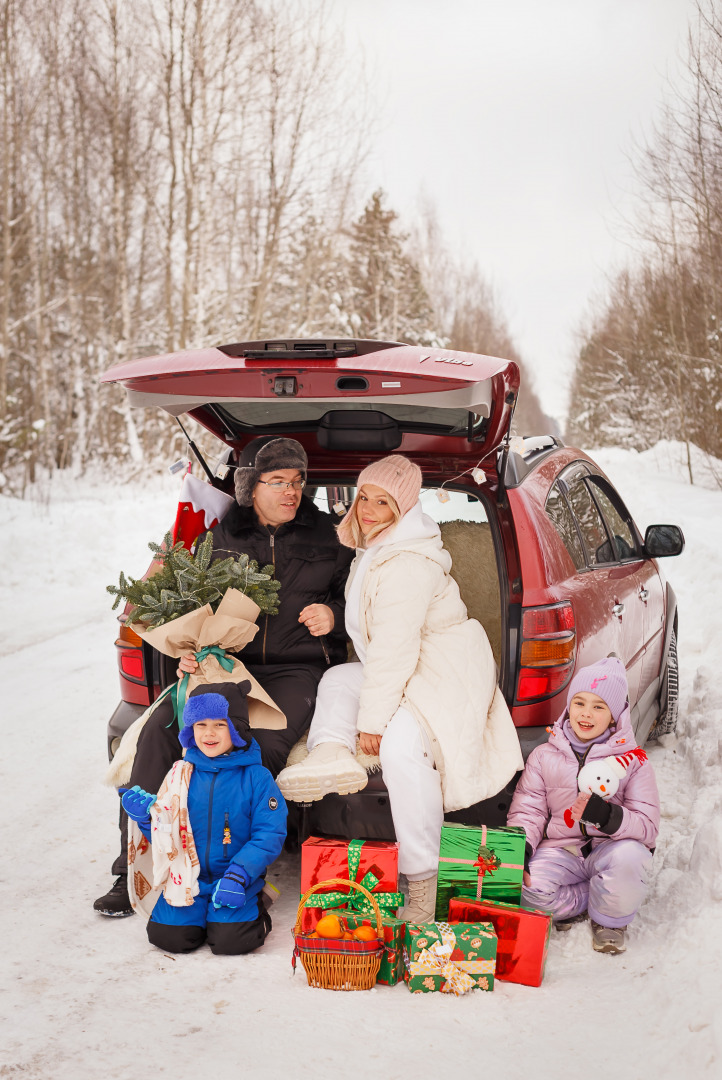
[{"x1": 101, "y1": 338, "x2": 520, "y2": 463}]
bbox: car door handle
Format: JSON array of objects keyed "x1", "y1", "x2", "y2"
[
  {"x1": 612, "y1": 603, "x2": 625, "y2": 617},
  {"x1": 638, "y1": 588, "x2": 649, "y2": 601}
]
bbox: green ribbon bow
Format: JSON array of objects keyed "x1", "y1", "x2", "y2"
[
  {"x1": 164, "y1": 646, "x2": 236, "y2": 731},
  {"x1": 304, "y1": 839, "x2": 404, "y2": 917}
]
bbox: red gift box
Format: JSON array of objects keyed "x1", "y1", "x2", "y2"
[
  {"x1": 299, "y1": 836, "x2": 400, "y2": 933},
  {"x1": 448, "y1": 897, "x2": 552, "y2": 987}
]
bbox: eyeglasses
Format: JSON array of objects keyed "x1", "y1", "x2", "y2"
[{"x1": 257, "y1": 479, "x2": 306, "y2": 491}]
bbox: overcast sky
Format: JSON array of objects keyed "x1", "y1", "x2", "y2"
[{"x1": 330, "y1": 0, "x2": 698, "y2": 424}]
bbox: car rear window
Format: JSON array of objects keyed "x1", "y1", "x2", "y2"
[{"x1": 216, "y1": 401, "x2": 479, "y2": 436}]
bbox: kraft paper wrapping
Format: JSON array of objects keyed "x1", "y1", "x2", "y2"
[{"x1": 136, "y1": 588, "x2": 286, "y2": 730}]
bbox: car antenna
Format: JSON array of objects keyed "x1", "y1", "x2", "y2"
[{"x1": 174, "y1": 417, "x2": 215, "y2": 483}]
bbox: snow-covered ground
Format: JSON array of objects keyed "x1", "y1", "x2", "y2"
[{"x1": 1, "y1": 442, "x2": 721, "y2": 1080}]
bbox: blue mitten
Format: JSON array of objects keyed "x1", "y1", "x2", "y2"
[
  {"x1": 120, "y1": 785, "x2": 156, "y2": 826},
  {"x1": 212, "y1": 865, "x2": 249, "y2": 909}
]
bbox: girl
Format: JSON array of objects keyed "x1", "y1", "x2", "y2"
[
  {"x1": 507, "y1": 656, "x2": 660, "y2": 954},
  {"x1": 277, "y1": 454, "x2": 523, "y2": 922}
]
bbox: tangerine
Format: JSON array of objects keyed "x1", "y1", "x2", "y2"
[
  {"x1": 315, "y1": 914, "x2": 344, "y2": 939},
  {"x1": 352, "y1": 925, "x2": 377, "y2": 942}
]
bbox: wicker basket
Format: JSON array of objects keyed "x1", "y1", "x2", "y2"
[{"x1": 292, "y1": 878, "x2": 385, "y2": 991}]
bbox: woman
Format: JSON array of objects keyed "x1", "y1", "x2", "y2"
[{"x1": 277, "y1": 455, "x2": 523, "y2": 922}]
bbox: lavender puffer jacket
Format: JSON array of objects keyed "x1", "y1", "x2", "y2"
[{"x1": 507, "y1": 705, "x2": 660, "y2": 854}]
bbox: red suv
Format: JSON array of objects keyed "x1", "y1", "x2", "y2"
[{"x1": 101, "y1": 338, "x2": 683, "y2": 832}]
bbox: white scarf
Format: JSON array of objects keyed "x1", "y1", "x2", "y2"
[{"x1": 127, "y1": 759, "x2": 201, "y2": 920}]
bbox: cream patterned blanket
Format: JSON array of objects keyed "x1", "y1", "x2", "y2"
[{"x1": 127, "y1": 759, "x2": 201, "y2": 920}]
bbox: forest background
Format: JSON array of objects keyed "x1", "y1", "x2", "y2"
[{"x1": 1, "y1": 0, "x2": 721, "y2": 494}]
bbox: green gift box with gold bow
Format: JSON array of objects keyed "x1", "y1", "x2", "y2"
[
  {"x1": 436, "y1": 823, "x2": 526, "y2": 920},
  {"x1": 343, "y1": 912, "x2": 406, "y2": 986},
  {"x1": 403, "y1": 921, "x2": 497, "y2": 994},
  {"x1": 300, "y1": 837, "x2": 402, "y2": 933}
]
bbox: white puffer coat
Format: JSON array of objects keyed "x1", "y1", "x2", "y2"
[{"x1": 347, "y1": 503, "x2": 523, "y2": 812}]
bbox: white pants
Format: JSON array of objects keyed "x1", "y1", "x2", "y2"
[{"x1": 307, "y1": 663, "x2": 443, "y2": 880}]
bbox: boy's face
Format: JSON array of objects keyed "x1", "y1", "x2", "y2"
[
  {"x1": 193, "y1": 719, "x2": 234, "y2": 757},
  {"x1": 569, "y1": 691, "x2": 613, "y2": 741}
]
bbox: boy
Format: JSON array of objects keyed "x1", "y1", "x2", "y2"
[
  {"x1": 507, "y1": 657, "x2": 660, "y2": 954},
  {"x1": 122, "y1": 681, "x2": 287, "y2": 955}
]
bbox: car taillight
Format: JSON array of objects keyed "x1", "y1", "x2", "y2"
[
  {"x1": 516, "y1": 601, "x2": 576, "y2": 703},
  {"x1": 115, "y1": 621, "x2": 146, "y2": 683}
]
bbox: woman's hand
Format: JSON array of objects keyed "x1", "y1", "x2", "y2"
[
  {"x1": 359, "y1": 731, "x2": 382, "y2": 756},
  {"x1": 523, "y1": 871, "x2": 532, "y2": 887},
  {"x1": 569, "y1": 792, "x2": 591, "y2": 823},
  {"x1": 298, "y1": 603, "x2": 334, "y2": 637},
  {"x1": 176, "y1": 653, "x2": 198, "y2": 679}
]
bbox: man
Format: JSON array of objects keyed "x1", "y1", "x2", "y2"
[{"x1": 94, "y1": 437, "x2": 353, "y2": 916}]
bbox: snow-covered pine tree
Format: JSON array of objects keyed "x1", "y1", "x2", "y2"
[{"x1": 347, "y1": 190, "x2": 440, "y2": 346}]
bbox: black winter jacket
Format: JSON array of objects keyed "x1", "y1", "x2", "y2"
[{"x1": 200, "y1": 497, "x2": 353, "y2": 668}]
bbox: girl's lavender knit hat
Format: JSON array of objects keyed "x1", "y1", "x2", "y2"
[{"x1": 566, "y1": 656, "x2": 629, "y2": 722}]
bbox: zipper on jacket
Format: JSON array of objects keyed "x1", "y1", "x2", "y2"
[
  {"x1": 575, "y1": 747, "x2": 592, "y2": 839},
  {"x1": 222, "y1": 811, "x2": 231, "y2": 859},
  {"x1": 262, "y1": 530, "x2": 276, "y2": 664},
  {"x1": 204, "y1": 773, "x2": 218, "y2": 878},
  {"x1": 319, "y1": 636, "x2": 330, "y2": 666}
]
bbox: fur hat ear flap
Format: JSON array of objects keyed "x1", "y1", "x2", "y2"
[{"x1": 234, "y1": 467, "x2": 258, "y2": 507}]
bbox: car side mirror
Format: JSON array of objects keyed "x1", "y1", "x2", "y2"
[{"x1": 643, "y1": 524, "x2": 685, "y2": 558}]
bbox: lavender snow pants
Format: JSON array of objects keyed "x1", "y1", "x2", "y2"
[{"x1": 523, "y1": 839, "x2": 653, "y2": 928}]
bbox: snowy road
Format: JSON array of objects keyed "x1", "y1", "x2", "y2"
[{"x1": 1, "y1": 444, "x2": 720, "y2": 1080}]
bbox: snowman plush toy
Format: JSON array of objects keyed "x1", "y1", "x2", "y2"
[{"x1": 564, "y1": 748, "x2": 647, "y2": 829}]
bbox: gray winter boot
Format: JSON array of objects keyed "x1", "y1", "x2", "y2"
[
  {"x1": 591, "y1": 920, "x2": 627, "y2": 954},
  {"x1": 402, "y1": 876, "x2": 438, "y2": 925},
  {"x1": 276, "y1": 741, "x2": 368, "y2": 802}
]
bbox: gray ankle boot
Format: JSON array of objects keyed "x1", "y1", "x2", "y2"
[{"x1": 402, "y1": 876, "x2": 437, "y2": 924}]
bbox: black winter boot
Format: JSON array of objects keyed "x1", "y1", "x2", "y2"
[{"x1": 93, "y1": 875, "x2": 134, "y2": 917}]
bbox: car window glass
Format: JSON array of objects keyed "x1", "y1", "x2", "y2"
[
  {"x1": 314, "y1": 485, "x2": 489, "y2": 524},
  {"x1": 420, "y1": 488, "x2": 489, "y2": 523},
  {"x1": 544, "y1": 483, "x2": 585, "y2": 570},
  {"x1": 565, "y1": 476, "x2": 614, "y2": 566},
  {"x1": 588, "y1": 479, "x2": 638, "y2": 560}
]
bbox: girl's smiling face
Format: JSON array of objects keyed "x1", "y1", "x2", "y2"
[
  {"x1": 569, "y1": 691, "x2": 613, "y2": 741},
  {"x1": 192, "y1": 719, "x2": 234, "y2": 757},
  {"x1": 356, "y1": 484, "x2": 396, "y2": 536}
]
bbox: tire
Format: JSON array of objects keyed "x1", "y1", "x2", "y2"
[{"x1": 649, "y1": 626, "x2": 679, "y2": 738}]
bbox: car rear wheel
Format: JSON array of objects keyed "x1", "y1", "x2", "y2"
[{"x1": 650, "y1": 627, "x2": 679, "y2": 738}]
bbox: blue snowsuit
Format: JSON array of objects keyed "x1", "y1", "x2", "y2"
[{"x1": 143, "y1": 739, "x2": 287, "y2": 955}]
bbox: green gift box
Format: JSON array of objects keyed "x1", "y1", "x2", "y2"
[
  {"x1": 403, "y1": 921, "x2": 497, "y2": 994},
  {"x1": 436, "y1": 823, "x2": 526, "y2": 920},
  {"x1": 344, "y1": 912, "x2": 406, "y2": 986}
]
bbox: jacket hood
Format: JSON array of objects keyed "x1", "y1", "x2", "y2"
[
  {"x1": 367, "y1": 502, "x2": 450, "y2": 573},
  {"x1": 184, "y1": 739, "x2": 262, "y2": 772},
  {"x1": 549, "y1": 698, "x2": 637, "y2": 761}
]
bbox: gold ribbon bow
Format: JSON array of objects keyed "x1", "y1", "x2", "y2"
[{"x1": 416, "y1": 927, "x2": 475, "y2": 996}]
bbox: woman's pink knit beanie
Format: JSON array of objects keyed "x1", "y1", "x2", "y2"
[{"x1": 337, "y1": 455, "x2": 423, "y2": 548}]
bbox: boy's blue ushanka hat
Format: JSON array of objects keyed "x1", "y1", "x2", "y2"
[
  {"x1": 566, "y1": 656, "x2": 628, "y2": 723},
  {"x1": 179, "y1": 686, "x2": 249, "y2": 750}
]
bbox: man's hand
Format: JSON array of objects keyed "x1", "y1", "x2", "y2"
[
  {"x1": 569, "y1": 792, "x2": 591, "y2": 823},
  {"x1": 298, "y1": 604, "x2": 334, "y2": 637},
  {"x1": 359, "y1": 731, "x2": 382, "y2": 756},
  {"x1": 176, "y1": 653, "x2": 198, "y2": 679}
]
